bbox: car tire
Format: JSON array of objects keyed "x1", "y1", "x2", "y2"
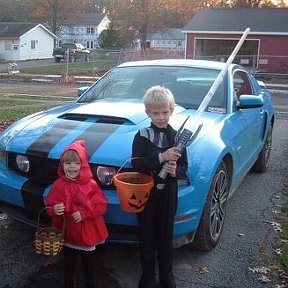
[
  {"x1": 251, "y1": 124, "x2": 273, "y2": 173},
  {"x1": 55, "y1": 57, "x2": 61, "y2": 63},
  {"x1": 191, "y1": 161, "x2": 229, "y2": 251}
]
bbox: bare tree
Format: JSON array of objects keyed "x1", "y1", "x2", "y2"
[
  {"x1": 26, "y1": 0, "x2": 88, "y2": 35},
  {"x1": 232, "y1": 0, "x2": 277, "y2": 7}
]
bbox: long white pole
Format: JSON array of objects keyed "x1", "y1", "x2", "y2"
[
  {"x1": 197, "y1": 27, "x2": 250, "y2": 113},
  {"x1": 183, "y1": 28, "x2": 250, "y2": 135}
]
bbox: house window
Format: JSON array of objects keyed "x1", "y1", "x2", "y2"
[
  {"x1": 86, "y1": 27, "x2": 95, "y2": 34},
  {"x1": 86, "y1": 41, "x2": 94, "y2": 49},
  {"x1": 31, "y1": 40, "x2": 36, "y2": 49},
  {"x1": 5, "y1": 41, "x2": 12, "y2": 50}
]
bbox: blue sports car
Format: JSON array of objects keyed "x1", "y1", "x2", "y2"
[{"x1": 0, "y1": 59, "x2": 274, "y2": 251}]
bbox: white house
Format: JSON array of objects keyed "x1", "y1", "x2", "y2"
[
  {"x1": 0, "y1": 22, "x2": 57, "y2": 61},
  {"x1": 146, "y1": 28, "x2": 185, "y2": 50},
  {"x1": 57, "y1": 13, "x2": 110, "y2": 49}
]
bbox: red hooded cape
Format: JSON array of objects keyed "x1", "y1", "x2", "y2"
[{"x1": 45, "y1": 140, "x2": 108, "y2": 247}]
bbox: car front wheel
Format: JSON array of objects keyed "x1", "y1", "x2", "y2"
[{"x1": 191, "y1": 161, "x2": 229, "y2": 251}]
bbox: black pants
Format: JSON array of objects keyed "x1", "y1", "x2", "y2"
[
  {"x1": 63, "y1": 246, "x2": 96, "y2": 288},
  {"x1": 137, "y1": 182, "x2": 177, "y2": 280}
]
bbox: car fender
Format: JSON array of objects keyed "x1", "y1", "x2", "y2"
[{"x1": 177, "y1": 125, "x2": 230, "y2": 225}]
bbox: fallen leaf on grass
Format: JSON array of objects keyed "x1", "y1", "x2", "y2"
[
  {"x1": 248, "y1": 266, "x2": 271, "y2": 274},
  {"x1": 196, "y1": 266, "x2": 209, "y2": 274},
  {"x1": 274, "y1": 248, "x2": 282, "y2": 255},
  {"x1": 0, "y1": 120, "x2": 14, "y2": 131},
  {"x1": 263, "y1": 220, "x2": 282, "y2": 232},
  {"x1": 258, "y1": 275, "x2": 271, "y2": 283}
]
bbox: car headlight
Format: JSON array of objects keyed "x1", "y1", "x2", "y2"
[
  {"x1": 15, "y1": 155, "x2": 30, "y2": 172},
  {"x1": 95, "y1": 166, "x2": 117, "y2": 186}
]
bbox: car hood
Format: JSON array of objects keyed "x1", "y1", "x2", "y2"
[{"x1": 0, "y1": 100, "x2": 224, "y2": 164}]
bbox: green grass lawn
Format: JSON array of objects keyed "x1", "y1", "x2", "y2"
[
  {"x1": 0, "y1": 94, "x2": 72, "y2": 124},
  {"x1": 20, "y1": 59, "x2": 118, "y2": 76}
]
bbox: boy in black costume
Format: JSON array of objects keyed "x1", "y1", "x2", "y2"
[{"x1": 132, "y1": 85, "x2": 188, "y2": 288}]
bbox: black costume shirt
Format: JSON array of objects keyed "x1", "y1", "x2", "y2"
[{"x1": 131, "y1": 122, "x2": 188, "y2": 185}]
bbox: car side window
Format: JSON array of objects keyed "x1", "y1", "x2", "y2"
[{"x1": 233, "y1": 71, "x2": 253, "y2": 100}]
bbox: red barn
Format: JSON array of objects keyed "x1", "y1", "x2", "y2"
[{"x1": 183, "y1": 8, "x2": 288, "y2": 73}]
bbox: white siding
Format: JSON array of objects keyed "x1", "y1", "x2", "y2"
[
  {"x1": 19, "y1": 26, "x2": 55, "y2": 60},
  {"x1": 97, "y1": 16, "x2": 110, "y2": 34},
  {"x1": 0, "y1": 39, "x2": 20, "y2": 61},
  {"x1": 57, "y1": 15, "x2": 110, "y2": 50}
]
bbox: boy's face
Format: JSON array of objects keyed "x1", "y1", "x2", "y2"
[
  {"x1": 63, "y1": 159, "x2": 81, "y2": 179},
  {"x1": 146, "y1": 104, "x2": 172, "y2": 129}
]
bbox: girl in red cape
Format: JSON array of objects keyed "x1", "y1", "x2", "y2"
[{"x1": 45, "y1": 140, "x2": 108, "y2": 288}]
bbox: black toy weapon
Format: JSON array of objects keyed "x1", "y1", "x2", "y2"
[{"x1": 158, "y1": 116, "x2": 202, "y2": 179}]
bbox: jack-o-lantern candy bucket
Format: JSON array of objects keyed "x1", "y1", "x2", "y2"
[{"x1": 113, "y1": 172, "x2": 154, "y2": 213}]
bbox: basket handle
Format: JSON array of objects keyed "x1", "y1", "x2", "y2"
[
  {"x1": 115, "y1": 157, "x2": 153, "y2": 178},
  {"x1": 37, "y1": 207, "x2": 65, "y2": 235},
  {"x1": 116, "y1": 157, "x2": 137, "y2": 175}
]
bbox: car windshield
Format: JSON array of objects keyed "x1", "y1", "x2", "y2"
[{"x1": 78, "y1": 65, "x2": 226, "y2": 111}]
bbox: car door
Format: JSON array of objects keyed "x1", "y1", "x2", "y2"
[{"x1": 229, "y1": 70, "x2": 266, "y2": 180}]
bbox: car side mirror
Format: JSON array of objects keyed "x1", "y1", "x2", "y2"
[
  {"x1": 77, "y1": 86, "x2": 90, "y2": 97},
  {"x1": 236, "y1": 95, "x2": 264, "y2": 109}
]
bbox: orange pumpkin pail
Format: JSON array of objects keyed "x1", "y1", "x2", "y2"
[{"x1": 113, "y1": 168, "x2": 154, "y2": 213}]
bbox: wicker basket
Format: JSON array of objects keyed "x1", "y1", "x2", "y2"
[{"x1": 34, "y1": 207, "x2": 64, "y2": 256}]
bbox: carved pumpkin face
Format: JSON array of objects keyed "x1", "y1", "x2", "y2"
[{"x1": 128, "y1": 191, "x2": 149, "y2": 211}]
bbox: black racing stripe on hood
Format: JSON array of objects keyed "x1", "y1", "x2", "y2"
[
  {"x1": 73, "y1": 121, "x2": 125, "y2": 156},
  {"x1": 27, "y1": 121, "x2": 80, "y2": 157},
  {"x1": 21, "y1": 180, "x2": 49, "y2": 213}
]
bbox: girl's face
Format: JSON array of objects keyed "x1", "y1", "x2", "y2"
[
  {"x1": 63, "y1": 158, "x2": 81, "y2": 179},
  {"x1": 146, "y1": 104, "x2": 172, "y2": 129}
]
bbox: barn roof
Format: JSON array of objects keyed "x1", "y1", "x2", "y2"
[{"x1": 183, "y1": 8, "x2": 288, "y2": 35}]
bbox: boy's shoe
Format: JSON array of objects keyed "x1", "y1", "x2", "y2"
[
  {"x1": 138, "y1": 274, "x2": 156, "y2": 288},
  {"x1": 159, "y1": 272, "x2": 177, "y2": 288}
]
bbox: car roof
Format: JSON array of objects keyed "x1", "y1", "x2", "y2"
[{"x1": 117, "y1": 59, "x2": 227, "y2": 70}]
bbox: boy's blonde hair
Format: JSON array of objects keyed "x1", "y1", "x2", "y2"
[{"x1": 143, "y1": 85, "x2": 175, "y2": 112}]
